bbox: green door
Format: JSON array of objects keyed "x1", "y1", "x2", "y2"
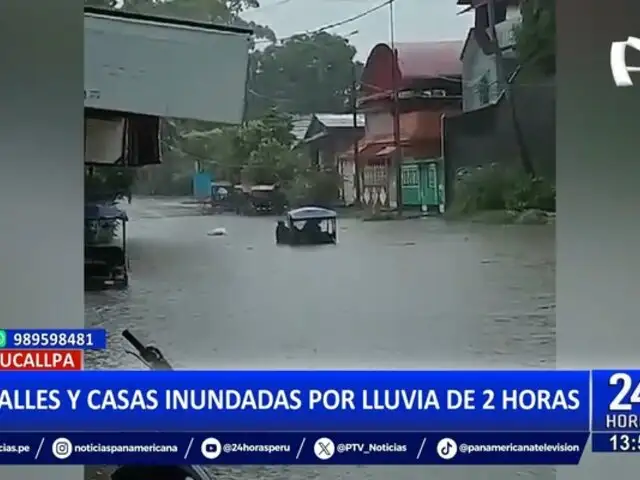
[
  {"x1": 401, "y1": 164, "x2": 421, "y2": 206},
  {"x1": 437, "y1": 162, "x2": 445, "y2": 212},
  {"x1": 419, "y1": 162, "x2": 439, "y2": 208}
]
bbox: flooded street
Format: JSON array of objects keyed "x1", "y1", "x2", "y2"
[{"x1": 85, "y1": 197, "x2": 555, "y2": 480}]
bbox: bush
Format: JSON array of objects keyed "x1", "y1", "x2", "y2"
[
  {"x1": 451, "y1": 164, "x2": 555, "y2": 214},
  {"x1": 284, "y1": 169, "x2": 341, "y2": 208},
  {"x1": 504, "y1": 174, "x2": 555, "y2": 212}
]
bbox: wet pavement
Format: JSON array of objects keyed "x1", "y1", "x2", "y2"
[{"x1": 85, "y1": 197, "x2": 555, "y2": 480}]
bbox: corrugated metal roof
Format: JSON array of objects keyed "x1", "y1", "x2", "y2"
[
  {"x1": 290, "y1": 114, "x2": 313, "y2": 141},
  {"x1": 315, "y1": 113, "x2": 364, "y2": 128}
]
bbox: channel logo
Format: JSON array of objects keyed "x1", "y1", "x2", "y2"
[
  {"x1": 52, "y1": 437, "x2": 73, "y2": 460},
  {"x1": 611, "y1": 36, "x2": 640, "y2": 87},
  {"x1": 200, "y1": 437, "x2": 222, "y2": 460}
]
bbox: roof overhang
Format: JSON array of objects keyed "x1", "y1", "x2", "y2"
[
  {"x1": 301, "y1": 131, "x2": 329, "y2": 144},
  {"x1": 84, "y1": 7, "x2": 252, "y2": 123}
]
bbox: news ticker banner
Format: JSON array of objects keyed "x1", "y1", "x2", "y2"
[
  {"x1": 0, "y1": 432, "x2": 589, "y2": 465},
  {"x1": 4, "y1": 370, "x2": 640, "y2": 451},
  {"x1": 0, "y1": 370, "x2": 590, "y2": 431}
]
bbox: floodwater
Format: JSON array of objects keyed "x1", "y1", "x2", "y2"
[{"x1": 85, "y1": 197, "x2": 555, "y2": 480}]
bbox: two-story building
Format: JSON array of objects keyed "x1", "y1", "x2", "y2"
[
  {"x1": 457, "y1": 0, "x2": 521, "y2": 111},
  {"x1": 341, "y1": 41, "x2": 462, "y2": 212}
]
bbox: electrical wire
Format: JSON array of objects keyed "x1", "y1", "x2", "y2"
[{"x1": 254, "y1": 0, "x2": 392, "y2": 44}]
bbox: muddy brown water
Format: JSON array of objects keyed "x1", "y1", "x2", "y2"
[{"x1": 85, "y1": 197, "x2": 555, "y2": 480}]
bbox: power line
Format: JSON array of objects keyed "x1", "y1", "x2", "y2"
[{"x1": 254, "y1": 0, "x2": 391, "y2": 44}]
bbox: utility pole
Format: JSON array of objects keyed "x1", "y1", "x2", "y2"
[
  {"x1": 389, "y1": 0, "x2": 403, "y2": 215},
  {"x1": 487, "y1": 0, "x2": 535, "y2": 177},
  {"x1": 351, "y1": 63, "x2": 362, "y2": 206}
]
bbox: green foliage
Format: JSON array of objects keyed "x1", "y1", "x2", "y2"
[
  {"x1": 242, "y1": 139, "x2": 299, "y2": 185},
  {"x1": 222, "y1": 109, "x2": 302, "y2": 185},
  {"x1": 234, "y1": 109, "x2": 296, "y2": 159},
  {"x1": 451, "y1": 165, "x2": 555, "y2": 215},
  {"x1": 284, "y1": 168, "x2": 341, "y2": 208},
  {"x1": 247, "y1": 32, "x2": 363, "y2": 118},
  {"x1": 504, "y1": 173, "x2": 555, "y2": 212},
  {"x1": 514, "y1": 0, "x2": 555, "y2": 76}
]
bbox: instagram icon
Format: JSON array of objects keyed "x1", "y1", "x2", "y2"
[{"x1": 51, "y1": 438, "x2": 73, "y2": 460}]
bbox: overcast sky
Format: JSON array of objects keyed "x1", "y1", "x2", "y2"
[{"x1": 243, "y1": 0, "x2": 473, "y2": 59}]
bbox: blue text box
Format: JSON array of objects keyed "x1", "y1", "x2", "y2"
[
  {"x1": 4, "y1": 329, "x2": 106, "y2": 350},
  {"x1": 592, "y1": 370, "x2": 640, "y2": 431},
  {"x1": 0, "y1": 370, "x2": 589, "y2": 432},
  {"x1": 0, "y1": 431, "x2": 588, "y2": 465}
]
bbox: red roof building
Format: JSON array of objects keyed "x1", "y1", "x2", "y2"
[
  {"x1": 360, "y1": 41, "x2": 463, "y2": 100},
  {"x1": 338, "y1": 41, "x2": 463, "y2": 212}
]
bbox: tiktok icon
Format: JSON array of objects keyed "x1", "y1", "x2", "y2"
[
  {"x1": 610, "y1": 36, "x2": 640, "y2": 86},
  {"x1": 436, "y1": 438, "x2": 458, "y2": 460}
]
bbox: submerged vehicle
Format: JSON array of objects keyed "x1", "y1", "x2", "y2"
[
  {"x1": 84, "y1": 203, "x2": 129, "y2": 289},
  {"x1": 275, "y1": 206, "x2": 337, "y2": 245},
  {"x1": 209, "y1": 180, "x2": 235, "y2": 212},
  {"x1": 235, "y1": 184, "x2": 287, "y2": 215},
  {"x1": 111, "y1": 330, "x2": 211, "y2": 480}
]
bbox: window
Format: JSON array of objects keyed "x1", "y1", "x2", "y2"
[
  {"x1": 401, "y1": 167, "x2": 418, "y2": 186},
  {"x1": 364, "y1": 164, "x2": 387, "y2": 186}
]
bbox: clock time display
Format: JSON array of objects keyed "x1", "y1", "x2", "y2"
[{"x1": 592, "y1": 433, "x2": 640, "y2": 452}]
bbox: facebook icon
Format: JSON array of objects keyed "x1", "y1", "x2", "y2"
[
  {"x1": 611, "y1": 36, "x2": 640, "y2": 86},
  {"x1": 200, "y1": 437, "x2": 222, "y2": 460}
]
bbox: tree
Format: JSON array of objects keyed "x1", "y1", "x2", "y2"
[
  {"x1": 217, "y1": 109, "x2": 301, "y2": 185},
  {"x1": 514, "y1": 0, "x2": 555, "y2": 76},
  {"x1": 247, "y1": 32, "x2": 363, "y2": 118}
]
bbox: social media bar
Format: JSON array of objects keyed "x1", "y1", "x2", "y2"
[{"x1": 0, "y1": 432, "x2": 587, "y2": 465}]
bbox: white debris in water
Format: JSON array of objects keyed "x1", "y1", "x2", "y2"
[{"x1": 207, "y1": 227, "x2": 227, "y2": 236}]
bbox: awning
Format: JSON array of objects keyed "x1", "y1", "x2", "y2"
[
  {"x1": 339, "y1": 142, "x2": 385, "y2": 160},
  {"x1": 376, "y1": 145, "x2": 396, "y2": 157},
  {"x1": 359, "y1": 143, "x2": 387, "y2": 160}
]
